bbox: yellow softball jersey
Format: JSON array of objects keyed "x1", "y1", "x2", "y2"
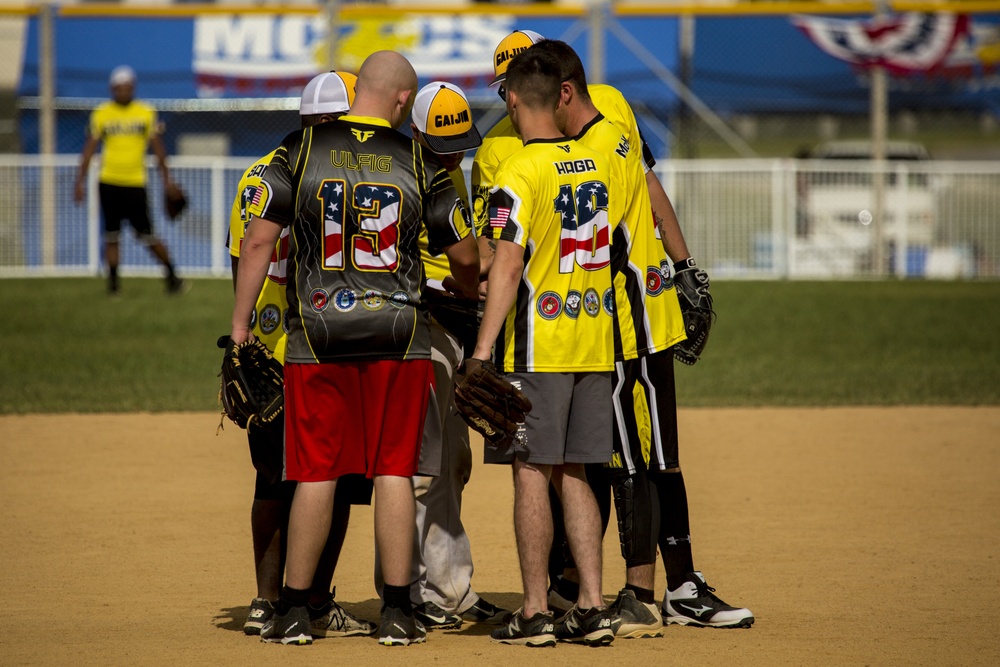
[
  {"x1": 227, "y1": 150, "x2": 290, "y2": 364},
  {"x1": 419, "y1": 165, "x2": 473, "y2": 287},
  {"x1": 89, "y1": 100, "x2": 159, "y2": 187},
  {"x1": 472, "y1": 84, "x2": 650, "y2": 235},
  {"x1": 489, "y1": 138, "x2": 619, "y2": 373},
  {"x1": 574, "y1": 114, "x2": 686, "y2": 361}
]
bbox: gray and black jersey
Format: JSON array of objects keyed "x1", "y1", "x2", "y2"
[{"x1": 256, "y1": 115, "x2": 470, "y2": 363}]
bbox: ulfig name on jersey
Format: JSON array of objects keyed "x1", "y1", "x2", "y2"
[
  {"x1": 435, "y1": 109, "x2": 470, "y2": 128},
  {"x1": 330, "y1": 151, "x2": 392, "y2": 173},
  {"x1": 554, "y1": 158, "x2": 598, "y2": 175}
]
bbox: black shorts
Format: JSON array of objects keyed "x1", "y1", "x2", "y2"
[
  {"x1": 610, "y1": 348, "x2": 679, "y2": 474},
  {"x1": 248, "y1": 415, "x2": 373, "y2": 505},
  {"x1": 99, "y1": 183, "x2": 153, "y2": 240}
]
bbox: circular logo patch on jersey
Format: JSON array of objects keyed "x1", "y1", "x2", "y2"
[
  {"x1": 282, "y1": 308, "x2": 290, "y2": 333},
  {"x1": 537, "y1": 291, "x2": 563, "y2": 320},
  {"x1": 646, "y1": 266, "x2": 665, "y2": 296},
  {"x1": 311, "y1": 288, "x2": 330, "y2": 313},
  {"x1": 389, "y1": 291, "x2": 410, "y2": 308},
  {"x1": 603, "y1": 288, "x2": 615, "y2": 316},
  {"x1": 362, "y1": 290, "x2": 384, "y2": 311},
  {"x1": 583, "y1": 288, "x2": 601, "y2": 317},
  {"x1": 258, "y1": 304, "x2": 281, "y2": 334},
  {"x1": 333, "y1": 289, "x2": 356, "y2": 313},
  {"x1": 564, "y1": 290, "x2": 582, "y2": 319}
]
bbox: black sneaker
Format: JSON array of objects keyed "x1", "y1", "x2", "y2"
[
  {"x1": 548, "y1": 576, "x2": 576, "y2": 618},
  {"x1": 662, "y1": 571, "x2": 754, "y2": 629},
  {"x1": 108, "y1": 276, "x2": 120, "y2": 297},
  {"x1": 490, "y1": 608, "x2": 556, "y2": 647},
  {"x1": 243, "y1": 597, "x2": 275, "y2": 636},
  {"x1": 555, "y1": 605, "x2": 615, "y2": 646},
  {"x1": 166, "y1": 276, "x2": 188, "y2": 295},
  {"x1": 378, "y1": 606, "x2": 426, "y2": 646},
  {"x1": 308, "y1": 598, "x2": 376, "y2": 637},
  {"x1": 413, "y1": 601, "x2": 463, "y2": 630},
  {"x1": 609, "y1": 588, "x2": 663, "y2": 639},
  {"x1": 260, "y1": 605, "x2": 312, "y2": 645},
  {"x1": 461, "y1": 596, "x2": 510, "y2": 625}
]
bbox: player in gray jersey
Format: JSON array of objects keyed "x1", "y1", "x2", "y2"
[{"x1": 230, "y1": 50, "x2": 480, "y2": 648}]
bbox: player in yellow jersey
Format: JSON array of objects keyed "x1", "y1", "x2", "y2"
[
  {"x1": 471, "y1": 47, "x2": 617, "y2": 648},
  {"x1": 227, "y1": 71, "x2": 375, "y2": 641},
  {"x1": 74, "y1": 66, "x2": 184, "y2": 296},
  {"x1": 534, "y1": 38, "x2": 754, "y2": 634},
  {"x1": 479, "y1": 31, "x2": 752, "y2": 630},
  {"x1": 391, "y1": 81, "x2": 509, "y2": 629}
]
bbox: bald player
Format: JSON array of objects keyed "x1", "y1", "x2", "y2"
[
  {"x1": 232, "y1": 51, "x2": 479, "y2": 647},
  {"x1": 228, "y1": 71, "x2": 376, "y2": 640}
]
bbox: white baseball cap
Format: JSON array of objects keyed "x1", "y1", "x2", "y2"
[
  {"x1": 411, "y1": 82, "x2": 482, "y2": 154},
  {"x1": 299, "y1": 71, "x2": 357, "y2": 116},
  {"x1": 109, "y1": 65, "x2": 136, "y2": 88}
]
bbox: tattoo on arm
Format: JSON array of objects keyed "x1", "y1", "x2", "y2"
[{"x1": 487, "y1": 239, "x2": 496, "y2": 253}]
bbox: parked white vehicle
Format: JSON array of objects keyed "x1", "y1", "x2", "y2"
[{"x1": 794, "y1": 140, "x2": 937, "y2": 276}]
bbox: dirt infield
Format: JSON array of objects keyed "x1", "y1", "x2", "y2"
[{"x1": 2, "y1": 408, "x2": 998, "y2": 666}]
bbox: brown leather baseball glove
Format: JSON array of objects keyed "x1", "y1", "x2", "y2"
[{"x1": 455, "y1": 359, "x2": 532, "y2": 447}]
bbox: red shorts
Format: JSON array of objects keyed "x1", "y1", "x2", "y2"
[{"x1": 283, "y1": 359, "x2": 434, "y2": 482}]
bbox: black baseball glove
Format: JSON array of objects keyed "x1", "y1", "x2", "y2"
[
  {"x1": 218, "y1": 336, "x2": 284, "y2": 430},
  {"x1": 672, "y1": 258, "x2": 715, "y2": 365},
  {"x1": 165, "y1": 182, "x2": 188, "y2": 221},
  {"x1": 455, "y1": 359, "x2": 532, "y2": 447}
]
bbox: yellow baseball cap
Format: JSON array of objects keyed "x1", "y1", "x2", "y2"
[
  {"x1": 491, "y1": 30, "x2": 545, "y2": 86},
  {"x1": 411, "y1": 82, "x2": 482, "y2": 154},
  {"x1": 300, "y1": 71, "x2": 356, "y2": 116}
]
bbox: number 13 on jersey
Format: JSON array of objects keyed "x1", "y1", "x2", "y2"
[{"x1": 318, "y1": 179, "x2": 402, "y2": 272}]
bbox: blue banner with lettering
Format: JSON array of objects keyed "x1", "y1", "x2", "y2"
[{"x1": 17, "y1": 11, "x2": 1000, "y2": 154}]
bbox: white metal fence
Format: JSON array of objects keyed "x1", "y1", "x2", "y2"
[{"x1": 1, "y1": 155, "x2": 998, "y2": 280}]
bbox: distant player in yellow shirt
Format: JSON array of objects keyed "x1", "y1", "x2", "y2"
[{"x1": 74, "y1": 65, "x2": 184, "y2": 296}]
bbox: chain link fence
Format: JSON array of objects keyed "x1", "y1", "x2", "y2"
[{"x1": 2, "y1": 154, "x2": 997, "y2": 280}]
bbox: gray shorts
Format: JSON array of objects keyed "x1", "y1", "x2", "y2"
[
  {"x1": 417, "y1": 317, "x2": 464, "y2": 476},
  {"x1": 484, "y1": 371, "x2": 613, "y2": 466}
]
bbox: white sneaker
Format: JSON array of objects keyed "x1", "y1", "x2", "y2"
[{"x1": 662, "y1": 572, "x2": 754, "y2": 628}]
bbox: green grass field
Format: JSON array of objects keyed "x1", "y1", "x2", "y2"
[{"x1": 1, "y1": 277, "x2": 997, "y2": 414}]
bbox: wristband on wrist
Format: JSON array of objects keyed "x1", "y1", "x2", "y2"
[{"x1": 673, "y1": 257, "x2": 697, "y2": 273}]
